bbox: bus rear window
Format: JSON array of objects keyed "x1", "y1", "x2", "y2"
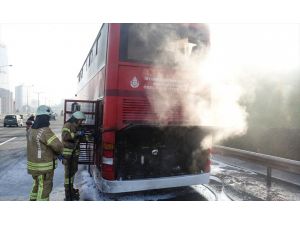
[{"x1": 119, "y1": 23, "x2": 209, "y2": 65}]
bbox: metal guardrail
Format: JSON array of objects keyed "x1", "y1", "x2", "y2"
[{"x1": 213, "y1": 145, "x2": 300, "y2": 187}]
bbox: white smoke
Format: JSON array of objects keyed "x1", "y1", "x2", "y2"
[
  {"x1": 144, "y1": 24, "x2": 300, "y2": 148},
  {"x1": 204, "y1": 24, "x2": 300, "y2": 145}
]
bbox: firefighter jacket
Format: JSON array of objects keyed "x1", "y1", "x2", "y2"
[
  {"x1": 27, "y1": 127, "x2": 63, "y2": 176},
  {"x1": 62, "y1": 122, "x2": 80, "y2": 158}
]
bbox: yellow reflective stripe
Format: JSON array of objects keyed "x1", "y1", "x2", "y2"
[
  {"x1": 36, "y1": 175, "x2": 49, "y2": 201},
  {"x1": 30, "y1": 179, "x2": 37, "y2": 200},
  {"x1": 28, "y1": 166, "x2": 52, "y2": 171},
  {"x1": 62, "y1": 128, "x2": 75, "y2": 138},
  {"x1": 63, "y1": 148, "x2": 73, "y2": 155},
  {"x1": 63, "y1": 152, "x2": 72, "y2": 156},
  {"x1": 62, "y1": 128, "x2": 71, "y2": 133},
  {"x1": 37, "y1": 175, "x2": 44, "y2": 201},
  {"x1": 27, "y1": 161, "x2": 57, "y2": 171},
  {"x1": 47, "y1": 134, "x2": 57, "y2": 145},
  {"x1": 28, "y1": 161, "x2": 53, "y2": 167}
]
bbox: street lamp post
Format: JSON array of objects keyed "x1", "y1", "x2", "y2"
[
  {"x1": 0, "y1": 64, "x2": 13, "y2": 67},
  {"x1": 0, "y1": 64, "x2": 13, "y2": 72},
  {"x1": 35, "y1": 91, "x2": 43, "y2": 107},
  {"x1": 26, "y1": 87, "x2": 29, "y2": 113},
  {"x1": 24, "y1": 84, "x2": 34, "y2": 114}
]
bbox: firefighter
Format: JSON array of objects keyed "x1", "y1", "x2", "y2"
[
  {"x1": 61, "y1": 111, "x2": 86, "y2": 201},
  {"x1": 27, "y1": 105, "x2": 63, "y2": 201}
]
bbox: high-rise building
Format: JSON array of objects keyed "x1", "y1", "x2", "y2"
[
  {"x1": 14, "y1": 85, "x2": 24, "y2": 113},
  {"x1": 0, "y1": 43, "x2": 13, "y2": 114},
  {"x1": 15, "y1": 84, "x2": 35, "y2": 113}
]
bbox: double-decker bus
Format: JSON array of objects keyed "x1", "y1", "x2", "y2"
[{"x1": 67, "y1": 23, "x2": 211, "y2": 193}]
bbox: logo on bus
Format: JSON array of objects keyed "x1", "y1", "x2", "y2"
[{"x1": 130, "y1": 76, "x2": 140, "y2": 88}]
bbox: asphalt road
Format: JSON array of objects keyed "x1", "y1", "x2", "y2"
[{"x1": 3, "y1": 117, "x2": 297, "y2": 201}]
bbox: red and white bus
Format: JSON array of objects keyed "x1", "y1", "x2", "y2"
[{"x1": 67, "y1": 23, "x2": 211, "y2": 193}]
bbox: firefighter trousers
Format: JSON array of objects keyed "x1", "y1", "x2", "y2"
[
  {"x1": 30, "y1": 171, "x2": 54, "y2": 201},
  {"x1": 63, "y1": 157, "x2": 79, "y2": 193}
]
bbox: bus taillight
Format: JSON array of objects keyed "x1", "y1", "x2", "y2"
[{"x1": 102, "y1": 142, "x2": 115, "y2": 180}]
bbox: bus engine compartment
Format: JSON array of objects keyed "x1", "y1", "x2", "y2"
[{"x1": 115, "y1": 125, "x2": 211, "y2": 180}]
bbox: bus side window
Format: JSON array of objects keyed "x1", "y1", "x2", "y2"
[
  {"x1": 94, "y1": 40, "x2": 98, "y2": 56},
  {"x1": 98, "y1": 24, "x2": 108, "y2": 68}
]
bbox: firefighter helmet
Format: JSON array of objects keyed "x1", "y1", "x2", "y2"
[
  {"x1": 72, "y1": 111, "x2": 86, "y2": 120},
  {"x1": 36, "y1": 105, "x2": 53, "y2": 116}
]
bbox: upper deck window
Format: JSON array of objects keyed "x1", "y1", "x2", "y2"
[
  {"x1": 98, "y1": 24, "x2": 108, "y2": 68},
  {"x1": 120, "y1": 23, "x2": 209, "y2": 65}
]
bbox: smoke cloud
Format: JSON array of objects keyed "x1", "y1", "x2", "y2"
[{"x1": 135, "y1": 24, "x2": 300, "y2": 149}]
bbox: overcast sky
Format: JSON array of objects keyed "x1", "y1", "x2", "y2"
[{"x1": 0, "y1": 23, "x2": 100, "y2": 105}]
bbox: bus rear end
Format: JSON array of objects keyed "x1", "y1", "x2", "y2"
[{"x1": 95, "y1": 24, "x2": 212, "y2": 193}]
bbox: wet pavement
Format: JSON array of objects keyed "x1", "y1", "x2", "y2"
[{"x1": 210, "y1": 158, "x2": 300, "y2": 200}]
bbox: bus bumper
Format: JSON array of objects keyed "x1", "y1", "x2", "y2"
[{"x1": 91, "y1": 166, "x2": 210, "y2": 193}]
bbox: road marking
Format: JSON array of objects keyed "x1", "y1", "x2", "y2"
[{"x1": 0, "y1": 137, "x2": 17, "y2": 146}]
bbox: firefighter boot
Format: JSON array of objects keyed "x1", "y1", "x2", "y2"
[
  {"x1": 72, "y1": 188, "x2": 80, "y2": 200},
  {"x1": 64, "y1": 190, "x2": 73, "y2": 201}
]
